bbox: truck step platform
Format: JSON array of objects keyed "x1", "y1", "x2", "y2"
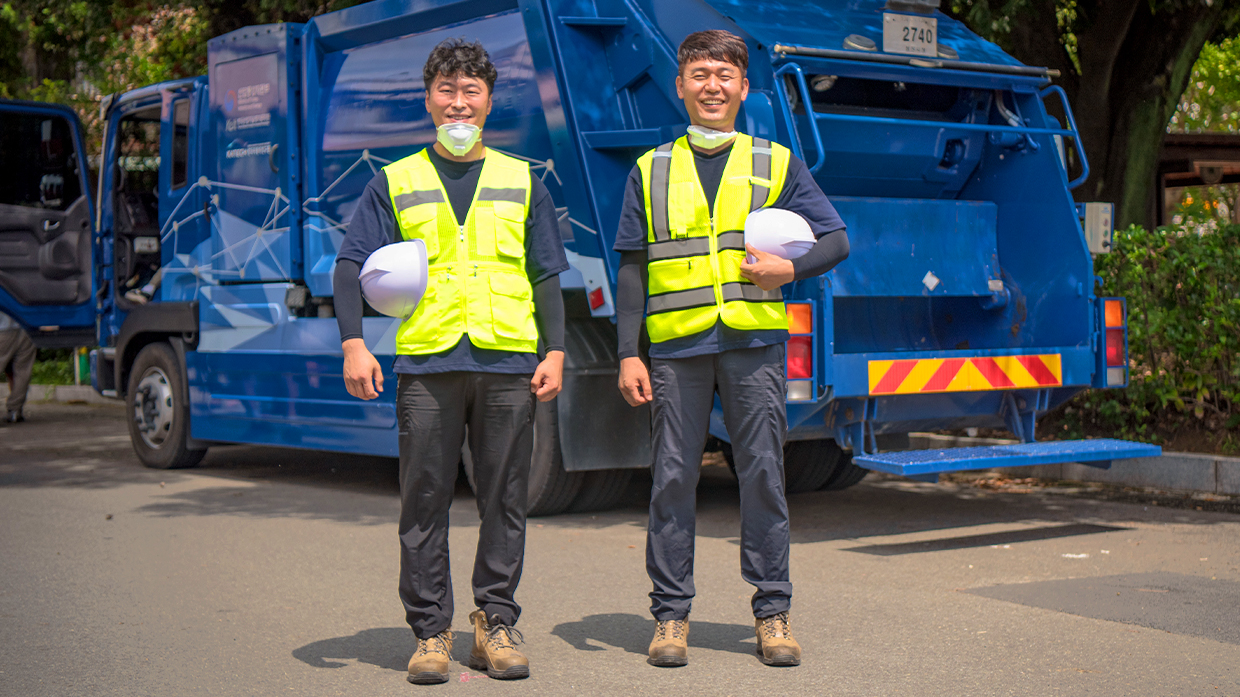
[{"x1": 854, "y1": 439, "x2": 1162, "y2": 477}]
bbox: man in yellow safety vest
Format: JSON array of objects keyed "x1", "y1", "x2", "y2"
[
  {"x1": 614, "y1": 30, "x2": 850, "y2": 668},
  {"x1": 333, "y1": 38, "x2": 568, "y2": 685}
]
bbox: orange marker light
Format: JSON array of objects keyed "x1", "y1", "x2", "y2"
[
  {"x1": 786, "y1": 303, "x2": 813, "y2": 334},
  {"x1": 1104, "y1": 300, "x2": 1124, "y2": 328}
]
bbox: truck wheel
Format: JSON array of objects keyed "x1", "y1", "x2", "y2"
[
  {"x1": 528, "y1": 399, "x2": 585, "y2": 516},
  {"x1": 720, "y1": 439, "x2": 840, "y2": 494},
  {"x1": 819, "y1": 453, "x2": 869, "y2": 491},
  {"x1": 567, "y1": 469, "x2": 633, "y2": 513},
  {"x1": 461, "y1": 399, "x2": 584, "y2": 517},
  {"x1": 782, "y1": 439, "x2": 842, "y2": 493},
  {"x1": 126, "y1": 342, "x2": 206, "y2": 470}
]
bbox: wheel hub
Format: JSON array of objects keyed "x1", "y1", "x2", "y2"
[{"x1": 133, "y1": 367, "x2": 174, "y2": 449}]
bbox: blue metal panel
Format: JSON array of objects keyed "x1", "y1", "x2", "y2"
[
  {"x1": 188, "y1": 350, "x2": 399, "y2": 456},
  {"x1": 854, "y1": 438, "x2": 1162, "y2": 476},
  {"x1": 207, "y1": 24, "x2": 304, "y2": 283},
  {"x1": 829, "y1": 198, "x2": 1000, "y2": 297},
  {"x1": 301, "y1": 7, "x2": 589, "y2": 297}
]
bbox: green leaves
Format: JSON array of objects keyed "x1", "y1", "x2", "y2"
[{"x1": 1065, "y1": 221, "x2": 1240, "y2": 452}]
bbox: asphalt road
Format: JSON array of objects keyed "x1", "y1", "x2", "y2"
[{"x1": 2, "y1": 402, "x2": 1238, "y2": 696}]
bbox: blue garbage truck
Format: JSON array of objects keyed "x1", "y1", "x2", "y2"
[{"x1": 0, "y1": 0, "x2": 1158, "y2": 514}]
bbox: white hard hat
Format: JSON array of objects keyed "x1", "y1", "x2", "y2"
[
  {"x1": 743, "y1": 207, "x2": 816, "y2": 260},
  {"x1": 358, "y1": 239, "x2": 428, "y2": 319}
]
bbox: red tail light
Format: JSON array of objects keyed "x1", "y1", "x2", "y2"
[
  {"x1": 1105, "y1": 328, "x2": 1126, "y2": 367},
  {"x1": 786, "y1": 337, "x2": 812, "y2": 379}
]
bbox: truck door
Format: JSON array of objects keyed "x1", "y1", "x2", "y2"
[
  {"x1": 157, "y1": 87, "x2": 210, "y2": 302},
  {"x1": 0, "y1": 100, "x2": 95, "y2": 346}
]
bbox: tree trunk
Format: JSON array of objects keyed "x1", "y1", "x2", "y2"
[{"x1": 1100, "y1": 5, "x2": 1225, "y2": 229}]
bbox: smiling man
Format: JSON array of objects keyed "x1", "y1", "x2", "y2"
[
  {"x1": 613, "y1": 30, "x2": 849, "y2": 668},
  {"x1": 332, "y1": 38, "x2": 568, "y2": 685}
]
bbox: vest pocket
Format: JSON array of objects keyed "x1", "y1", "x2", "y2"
[
  {"x1": 398, "y1": 204, "x2": 440, "y2": 260},
  {"x1": 493, "y1": 201, "x2": 526, "y2": 258},
  {"x1": 488, "y1": 272, "x2": 536, "y2": 340}
]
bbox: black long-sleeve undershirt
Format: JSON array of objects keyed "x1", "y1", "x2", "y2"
[
  {"x1": 615, "y1": 230, "x2": 849, "y2": 360},
  {"x1": 333, "y1": 258, "x2": 566, "y2": 354}
]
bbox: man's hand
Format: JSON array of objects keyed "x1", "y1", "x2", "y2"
[
  {"x1": 342, "y1": 337, "x2": 384, "y2": 400},
  {"x1": 740, "y1": 244, "x2": 795, "y2": 291},
  {"x1": 531, "y1": 350, "x2": 565, "y2": 402},
  {"x1": 618, "y1": 356, "x2": 653, "y2": 406}
]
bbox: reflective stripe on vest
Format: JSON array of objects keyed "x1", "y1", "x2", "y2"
[
  {"x1": 383, "y1": 148, "x2": 537, "y2": 355},
  {"x1": 637, "y1": 135, "x2": 791, "y2": 343}
]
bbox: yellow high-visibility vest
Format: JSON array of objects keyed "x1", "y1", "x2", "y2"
[
  {"x1": 637, "y1": 134, "x2": 791, "y2": 343},
  {"x1": 383, "y1": 148, "x2": 537, "y2": 355}
]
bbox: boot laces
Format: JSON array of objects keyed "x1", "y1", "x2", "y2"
[
  {"x1": 656, "y1": 619, "x2": 686, "y2": 641},
  {"x1": 760, "y1": 612, "x2": 791, "y2": 640},
  {"x1": 485, "y1": 622, "x2": 525, "y2": 651},
  {"x1": 416, "y1": 630, "x2": 452, "y2": 657}
]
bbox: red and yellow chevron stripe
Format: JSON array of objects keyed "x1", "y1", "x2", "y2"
[{"x1": 868, "y1": 354, "x2": 1063, "y2": 395}]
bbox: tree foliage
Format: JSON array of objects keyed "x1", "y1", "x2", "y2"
[
  {"x1": 1171, "y1": 36, "x2": 1240, "y2": 134},
  {"x1": 0, "y1": 0, "x2": 360, "y2": 156},
  {"x1": 1056, "y1": 222, "x2": 1240, "y2": 453}
]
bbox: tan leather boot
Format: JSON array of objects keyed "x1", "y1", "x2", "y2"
[
  {"x1": 755, "y1": 612, "x2": 801, "y2": 666},
  {"x1": 647, "y1": 618, "x2": 689, "y2": 667},
  {"x1": 407, "y1": 630, "x2": 453, "y2": 685},
  {"x1": 467, "y1": 610, "x2": 529, "y2": 679}
]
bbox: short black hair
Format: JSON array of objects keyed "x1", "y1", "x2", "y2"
[
  {"x1": 677, "y1": 30, "x2": 748, "y2": 75},
  {"x1": 423, "y1": 38, "x2": 498, "y2": 93}
]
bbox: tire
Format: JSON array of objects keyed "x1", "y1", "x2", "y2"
[
  {"x1": 126, "y1": 342, "x2": 206, "y2": 470},
  {"x1": 527, "y1": 399, "x2": 585, "y2": 516},
  {"x1": 718, "y1": 440, "x2": 737, "y2": 477},
  {"x1": 783, "y1": 439, "x2": 843, "y2": 494},
  {"x1": 461, "y1": 399, "x2": 583, "y2": 517},
  {"x1": 567, "y1": 468, "x2": 633, "y2": 513},
  {"x1": 819, "y1": 453, "x2": 869, "y2": 491},
  {"x1": 721, "y1": 439, "x2": 842, "y2": 494}
]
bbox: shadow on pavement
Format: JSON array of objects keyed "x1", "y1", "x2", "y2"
[
  {"x1": 552, "y1": 613, "x2": 754, "y2": 657},
  {"x1": 292, "y1": 627, "x2": 411, "y2": 672}
]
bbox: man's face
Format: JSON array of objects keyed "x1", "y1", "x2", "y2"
[
  {"x1": 425, "y1": 73, "x2": 493, "y2": 129},
  {"x1": 676, "y1": 58, "x2": 748, "y2": 131}
]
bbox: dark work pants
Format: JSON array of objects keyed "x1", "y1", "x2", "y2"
[
  {"x1": 0, "y1": 329, "x2": 36, "y2": 413},
  {"x1": 396, "y1": 372, "x2": 535, "y2": 639},
  {"x1": 647, "y1": 343, "x2": 792, "y2": 620}
]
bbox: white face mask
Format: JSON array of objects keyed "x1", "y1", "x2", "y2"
[
  {"x1": 686, "y1": 124, "x2": 738, "y2": 149},
  {"x1": 436, "y1": 122, "x2": 482, "y2": 156}
]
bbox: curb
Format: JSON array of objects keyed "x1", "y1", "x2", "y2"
[
  {"x1": 0, "y1": 383, "x2": 120, "y2": 407},
  {"x1": 909, "y1": 432, "x2": 1240, "y2": 497}
]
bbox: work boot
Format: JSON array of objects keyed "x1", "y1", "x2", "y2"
[
  {"x1": 5, "y1": 410, "x2": 23, "y2": 424},
  {"x1": 647, "y1": 618, "x2": 689, "y2": 667},
  {"x1": 467, "y1": 610, "x2": 529, "y2": 680},
  {"x1": 754, "y1": 612, "x2": 801, "y2": 666},
  {"x1": 407, "y1": 629, "x2": 453, "y2": 685}
]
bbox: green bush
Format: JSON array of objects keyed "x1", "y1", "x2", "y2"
[
  {"x1": 29, "y1": 348, "x2": 75, "y2": 386},
  {"x1": 1057, "y1": 222, "x2": 1240, "y2": 450}
]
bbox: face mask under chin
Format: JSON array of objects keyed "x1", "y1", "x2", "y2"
[
  {"x1": 686, "y1": 125, "x2": 738, "y2": 149},
  {"x1": 436, "y1": 123, "x2": 482, "y2": 156}
]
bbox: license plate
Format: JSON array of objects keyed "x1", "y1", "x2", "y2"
[{"x1": 883, "y1": 13, "x2": 937, "y2": 57}]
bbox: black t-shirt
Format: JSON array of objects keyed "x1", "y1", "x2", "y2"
[
  {"x1": 337, "y1": 147, "x2": 569, "y2": 374},
  {"x1": 613, "y1": 143, "x2": 846, "y2": 359}
]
